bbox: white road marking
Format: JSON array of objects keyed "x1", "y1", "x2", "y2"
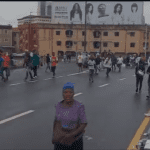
[
  {"x1": 99, "y1": 84, "x2": 109, "y2": 88},
  {"x1": 67, "y1": 71, "x2": 88, "y2": 76},
  {"x1": 0, "y1": 110, "x2": 35, "y2": 125},
  {"x1": 74, "y1": 93, "x2": 82, "y2": 97},
  {"x1": 56, "y1": 76, "x2": 63, "y2": 78},
  {"x1": 28, "y1": 80, "x2": 38, "y2": 83},
  {"x1": 67, "y1": 73, "x2": 81, "y2": 76},
  {"x1": 44, "y1": 78, "x2": 52, "y2": 80},
  {"x1": 10, "y1": 83, "x2": 22, "y2": 86},
  {"x1": 119, "y1": 78, "x2": 126, "y2": 80}
]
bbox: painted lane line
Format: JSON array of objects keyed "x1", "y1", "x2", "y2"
[
  {"x1": 99, "y1": 84, "x2": 109, "y2": 88},
  {"x1": 0, "y1": 110, "x2": 35, "y2": 125},
  {"x1": 119, "y1": 78, "x2": 126, "y2": 81},
  {"x1": 56, "y1": 76, "x2": 63, "y2": 78},
  {"x1": 44, "y1": 78, "x2": 52, "y2": 80},
  {"x1": 10, "y1": 83, "x2": 22, "y2": 86},
  {"x1": 67, "y1": 71, "x2": 89, "y2": 76},
  {"x1": 74, "y1": 93, "x2": 83, "y2": 97},
  {"x1": 28, "y1": 80, "x2": 38, "y2": 83},
  {"x1": 67, "y1": 73, "x2": 81, "y2": 76}
]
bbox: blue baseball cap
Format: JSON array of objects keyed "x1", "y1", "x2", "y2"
[{"x1": 63, "y1": 82, "x2": 75, "y2": 90}]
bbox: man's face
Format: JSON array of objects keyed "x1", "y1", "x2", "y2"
[{"x1": 98, "y1": 4, "x2": 106, "y2": 14}]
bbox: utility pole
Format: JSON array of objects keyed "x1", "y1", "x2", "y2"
[
  {"x1": 84, "y1": 1, "x2": 87, "y2": 52},
  {"x1": 145, "y1": 24, "x2": 147, "y2": 60}
]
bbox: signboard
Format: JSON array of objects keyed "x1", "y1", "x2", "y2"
[{"x1": 44, "y1": 1, "x2": 144, "y2": 25}]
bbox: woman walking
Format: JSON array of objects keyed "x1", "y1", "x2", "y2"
[
  {"x1": 52, "y1": 82, "x2": 87, "y2": 150},
  {"x1": 104, "y1": 55, "x2": 112, "y2": 77},
  {"x1": 135, "y1": 57, "x2": 145, "y2": 93},
  {"x1": 23, "y1": 52, "x2": 34, "y2": 81},
  {"x1": 117, "y1": 55, "x2": 123, "y2": 72},
  {"x1": 88, "y1": 55, "x2": 96, "y2": 82}
]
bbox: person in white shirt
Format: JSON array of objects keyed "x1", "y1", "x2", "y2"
[
  {"x1": 88, "y1": 55, "x2": 95, "y2": 82},
  {"x1": 78, "y1": 52, "x2": 83, "y2": 72},
  {"x1": 148, "y1": 56, "x2": 150, "y2": 67},
  {"x1": 104, "y1": 55, "x2": 112, "y2": 77},
  {"x1": 117, "y1": 55, "x2": 123, "y2": 72}
]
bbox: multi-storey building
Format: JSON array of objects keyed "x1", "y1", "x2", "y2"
[
  {"x1": 12, "y1": 27, "x2": 20, "y2": 53},
  {"x1": 0, "y1": 25, "x2": 15, "y2": 53},
  {"x1": 17, "y1": 15, "x2": 150, "y2": 57}
]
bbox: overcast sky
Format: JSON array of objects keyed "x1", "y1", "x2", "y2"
[{"x1": 0, "y1": 1, "x2": 150, "y2": 27}]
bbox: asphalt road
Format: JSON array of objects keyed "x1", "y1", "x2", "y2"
[{"x1": 0, "y1": 61, "x2": 150, "y2": 150}]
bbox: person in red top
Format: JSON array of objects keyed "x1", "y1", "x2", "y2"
[
  {"x1": 2, "y1": 52, "x2": 10, "y2": 80},
  {"x1": 51, "y1": 52, "x2": 58, "y2": 78}
]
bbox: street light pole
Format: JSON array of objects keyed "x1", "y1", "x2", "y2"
[
  {"x1": 145, "y1": 24, "x2": 147, "y2": 60},
  {"x1": 84, "y1": 1, "x2": 87, "y2": 52}
]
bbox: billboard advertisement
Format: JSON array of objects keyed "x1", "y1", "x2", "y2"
[{"x1": 45, "y1": 1, "x2": 144, "y2": 25}]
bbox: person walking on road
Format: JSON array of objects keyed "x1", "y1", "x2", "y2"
[
  {"x1": 117, "y1": 55, "x2": 123, "y2": 72},
  {"x1": 95, "y1": 55, "x2": 101, "y2": 75},
  {"x1": 52, "y1": 82, "x2": 87, "y2": 150},
  {"x1": 78, "y1": 52, "x2": 83, "y2": 72},
  {"x1": 146, "y1": 65, "x2": 150, "y2": 99},
  {"x1": 0, "y1": 51, "x2": 6, "y2": 82},
  {"x1": 2, "y1": 52, "x2": 10, "y2": 81},
  {"x1": 111, "y1": 54, "x2": 117, "y2": 71},
  {"x1": 104, "y1": 55, "x2": 112, "y2": 77},
  {"x1": 68, "y1": 53, "x2": 71, "y2": 63},
  {"x1": 51, "y1": 52, "x2": 58, "y2": 78},
  {"x1": 45, "y1": 54, "x2": 51, "y2": 72},
  {"x1": 32, "y1": 50, "x2": 39, "y2": 78},
  {"x1": 135, "y1": 57, "x2": 145, "y2": 93},
  {"x1": 88, "y1": 55, "x2": 96, "y2": 82},
  {"x1": 148, "y1": 56, "x2": 150, "y2": 67},
  {"x1": 63, "y1": 53, "x2": 67, "y2": 63},
  {"x1": 43, "y1": 55, "x2": 46, "y2": 65},
  {"x1": 23, "y1": 52, "x2": 34, "y2": 81}
]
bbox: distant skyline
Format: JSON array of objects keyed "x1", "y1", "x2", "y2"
[{"x1": 0, "y1": 1, "x2": 150, "y2": 27}]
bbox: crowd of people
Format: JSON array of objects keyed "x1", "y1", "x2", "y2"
[{"x1": 1, "y1": 49, "x2": 150, "y2": 95}]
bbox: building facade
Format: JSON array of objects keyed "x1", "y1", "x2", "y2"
[
  {"x1": 12, "y1": 28, "x2": 20, "y2": 53},
  {"x1": 0, "y1": 25, "x2": 15, "y2": 53},
  {"x1": 17, "y1": 15, "x2": 150, "y2": 57}
]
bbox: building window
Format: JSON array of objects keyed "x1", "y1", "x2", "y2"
[
  {"x1": 66, "y1": 41, "x2": 73, "y2": 47},
  {"x1": 82, "y1": 41, "x2": 87, "y2": 46},
  {"x1": 34, "y1": 30, "x2": 36, "y2": 34},
  {"x1": 143, "y1": 42, "x2": 149, "y2": 49},
  {"x1": 114, "y1": 42, "x2": 119, "y2": 47},
  {"x1": 66, "y1": 30, "x2": 73, "y2": 37},
  {"x1": 103, "y1": 32, "x2": 108, "y2": 36},
  {"x1": 34, "y1": 41, "x2": 36, "y2": 43},
  {"x1": 93, "y1": 42, "x2": 100, "y2": 48},
  {"x1": 103, "y1": 42, "x2": 108, "y2": 47},
  {"x1": 93, "y1": 31, "x2": 100, "y2": 38},
  {"x1": 4, "y1": 39, "x2": 8, "y2": 42},
  {"x1": 14, "y1": 41, "x2": 16, "y2": 45},
  {"x1": 57, "y1": 41, "x2": 61, "y2": 46},
  {"x1": 56, "y1": 31, "x2": 60, "y2": 35},
  {"x1": 82, "y1": 31, "x2": 86, "y2": 36},
  {"x1": 130, "y1": 43, "x2": 135, "y2": 47},
  {"x1": 5, "y1": 30, "x2": 7, "y2": 34},
  {"x1": 14, "y1": 33, "x2": 16, "y2": 37},
  {"x1": 144, "y1": 32, "x2": 149, "y2": 39},
  {"x1": 130, "y1": 32, "x2": 135, "y2": 37},
  {"x1": 115, "y1": 32, "x2": 119, "y2": 36}
]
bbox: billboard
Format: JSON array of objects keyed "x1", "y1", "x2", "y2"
[{"x1": 45, "y1": 1, "x2": 144, "y2": 25}]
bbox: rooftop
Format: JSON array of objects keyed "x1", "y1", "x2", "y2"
[{"x1": 17, "y1": 15, "x2": 51, "y2": 21}]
